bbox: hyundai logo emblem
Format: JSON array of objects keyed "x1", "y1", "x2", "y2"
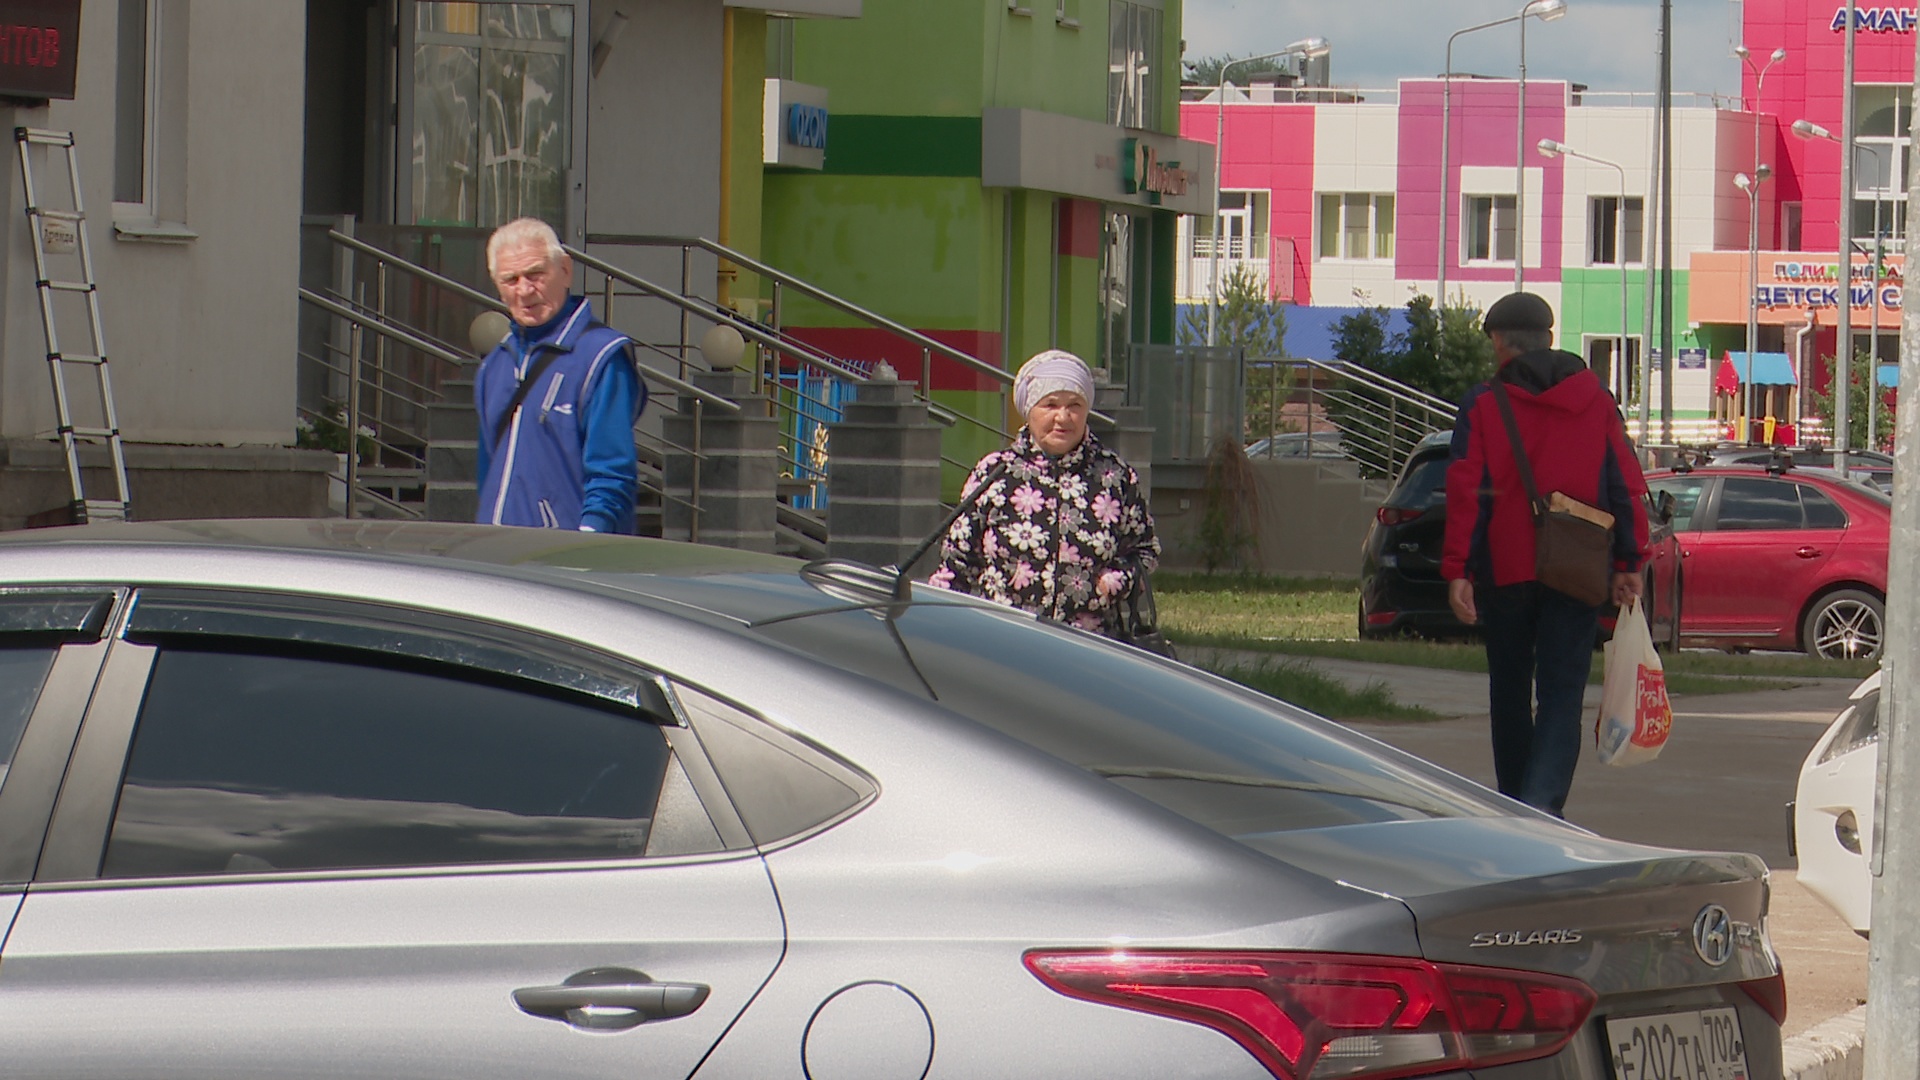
[{"x1": 1693, "y1": 905, "x2": 1734, "y2": 967}]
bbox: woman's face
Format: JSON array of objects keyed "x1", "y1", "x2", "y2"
[{"x1": 1027, "y1": 391, "x2": 1089, "y2": 456}]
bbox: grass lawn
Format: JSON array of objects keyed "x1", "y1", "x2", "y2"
[
  {"x1": 1158, "y1": 573, "x2": 1872, "y2": 696},
  {"x1": 1191, "y1": 655, "x2": 1440, "y2": 722}
]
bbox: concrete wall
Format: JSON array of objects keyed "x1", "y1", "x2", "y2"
[
  {"x1": 1152, "y1": 459, "x2": 1376, "y2": 577},
  {"x1": 0, "y1": 1, "x2": 305, "y2": 446}
]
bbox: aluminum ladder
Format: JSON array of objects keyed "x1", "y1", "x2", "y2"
[{"x1": 15, "y1": 127, "x2": 130, "y2": 523}]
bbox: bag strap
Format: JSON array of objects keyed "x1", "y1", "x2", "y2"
[
  {"x1": 1127, "y1": 571, "x2": 1159, "y2": 632},
  {"x1": 1489, "y1": 380, "x2": 1548, "y2": 519},
  {"x1": 491, "y1": 347, "x2": 564, "y2": 450}
]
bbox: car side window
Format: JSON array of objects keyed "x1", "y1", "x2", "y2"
[
  {"x1": 0, "y1": 648, "x2": 57, "y2": 795},
  {"x1": 102, "y1": 647, "x2": 672, "y2": 878},
  {"x1": 1648, "y1": 477, "x2": 1707, "y2": 531},
  {"x1": 1713, "y1": 477, "x2": 1803, "y2": 530},
  {"x1": 1800, "y1": 485, "x2": 1849, "y2": 529}
]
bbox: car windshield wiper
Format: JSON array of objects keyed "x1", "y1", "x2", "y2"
[{"x1": 1089, "y1": 765, "x2": 1456, "y2": 818}]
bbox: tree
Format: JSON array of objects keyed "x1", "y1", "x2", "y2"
[
  {"x1": 1185, "y1": 54, "x2": 1294, "y2": 90},
  {"x1": 1326, "y1": 297, "x2": 1490, "y2": 475},
  {"x1": 1809, "y1": 350, "x2": 1896, "y2": 452}
]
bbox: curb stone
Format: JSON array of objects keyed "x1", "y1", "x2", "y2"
[{"x1": 1782, "y1": 1004, "x2": 1866, "y2": 1080}]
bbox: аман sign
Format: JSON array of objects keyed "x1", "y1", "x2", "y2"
[
  {"x1": 1831, "y1": 6, "x2": 1920, "y2": 31},
  {"x1": 0, "y1": 1, "x2": 79, "y2": 101}
]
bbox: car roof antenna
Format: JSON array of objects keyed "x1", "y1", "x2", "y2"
[{"x1": 890, "y1": 459, "x2": 1014, "y2": 602}]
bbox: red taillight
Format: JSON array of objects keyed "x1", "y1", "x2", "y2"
[
  {"x1": 1025, "y1": 950, "x2": 1596, "y2": 1080},
  {"x1": 1739, "y1": 972, "x2": 1788, "y2": 1025},
  {"x1": 1365, "y1": 612, "x2": 1398, "y2": 627},
  {"x1": 1377, "y1": 507, "x2": 1426, "y2": 526}
]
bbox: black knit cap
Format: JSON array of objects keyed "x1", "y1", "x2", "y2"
[{"x1": 1482, "y1": 292, "x2": 1555, "y2": 334}]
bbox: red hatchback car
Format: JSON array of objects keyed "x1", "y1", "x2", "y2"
[{"x1": 1645, "y1": 463, "x2": 1890, "y2": 660}]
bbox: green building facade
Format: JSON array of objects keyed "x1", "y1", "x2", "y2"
[{"x1": 740, "y1": 0, "x2": 1212, "y2": 481}]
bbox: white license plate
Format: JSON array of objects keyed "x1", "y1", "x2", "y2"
[{"x1": 1605, "y1": 1007, "x2": 1749, "y2": 1080}]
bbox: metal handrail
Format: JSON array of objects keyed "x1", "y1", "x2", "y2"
[
  {"x1": 300, "y1": 288, "x2": 472, "y2": 367},
  {"x1": 328, "y1": 229, "x2": 506, "y2": 313},
  {"x1": 585, "y1": 233, "x2": 1013, "y2": 388}
]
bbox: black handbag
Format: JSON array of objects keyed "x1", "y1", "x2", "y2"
[
  {"x1": 1119, "y1": 574, "x2": 1179, "y2": 660},
  {"x1": 1489, "y1": 382, "x2": 1614, "y2": 607}
]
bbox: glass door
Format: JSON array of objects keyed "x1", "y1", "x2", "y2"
[{"x1": 398, "y1": 2, "x2": 588, "y2": 239}]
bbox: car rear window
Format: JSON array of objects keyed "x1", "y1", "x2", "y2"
[
  {"x1": 757, "y1": 603, "x2": 1505, "y2": 837},
  {"x1": 1388, "y1": 453, "x2": 1450, "y2": 510}
]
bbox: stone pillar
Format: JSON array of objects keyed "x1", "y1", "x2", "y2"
[
  {"x1": 662, "y1": 369, "x2": 779, "y2": 551},
  {"x1": 827, "y1": 370, "x2": 944, "y2": 572},
  {"x1": 1092, "y1": 380, "x2": 1155, "y2": 501}
]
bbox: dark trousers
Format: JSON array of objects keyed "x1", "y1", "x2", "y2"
[{"x1": 1478, "y1": 581, "x2": 1600, "y2": 817}]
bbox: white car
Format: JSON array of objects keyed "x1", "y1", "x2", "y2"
[{"x1": 1792, "y1": 671, "x2": 1880, "y2": 935}]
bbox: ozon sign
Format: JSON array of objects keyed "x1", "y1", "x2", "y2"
[{"x1": 1830, "y1": 6, "x2": 1920, "y2": 31}]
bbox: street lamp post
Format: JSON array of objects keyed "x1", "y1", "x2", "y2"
[
  {"x1": 1735, "y1": 167, "x2": 1774, "y2": 440},
  {"x1": 1514, "y1": 0, "x2": 1568, "y2": 291},
  {"x1": 1207, "y1": 38, "x2": 1330, "y2": 346},
  {"x1": 1793, "y1": 120, "x2": 1885, "y2": 453},
  {"x1": 1735, "y1": 44, "x2": 1786, "y2": 442},
  {"x1": 1437, "y1": 2, "x2": 1566, "y2": 306},
  {"x1": 1538, "y1": 138, "x2": 1630, "y2": 405}
]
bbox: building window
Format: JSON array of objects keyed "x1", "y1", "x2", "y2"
[
  {"x1": 1782, "y1": 202, "x2": 1803, "y2": 251},
  {"x1": 1588, "y1": 196, "x2": 1644, "y2": 265},
  {"x1": 1317, "y1": 193, "x2": 1394, "y2": 261},
  {"x1": 1107, "y1": 1, "x2": 1161, "y2": 129},
  {"x1": 1057, "y1": 0, "x2": 1081, "y2": 26},
  {"x1": 113, "y1": 0, "x2": 153, "y2": 207},
  {"x1": 1855, "y1": 84, "x2": 1910, "y2": 243},
  {"x1": 1194, "y1": 190, "x2": 1268, "y2": 258},
  {"x1": 1463, "y1": 194, "x2": 1516, "y2": 263}
]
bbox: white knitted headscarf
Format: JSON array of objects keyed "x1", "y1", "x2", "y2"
[{"x1": 1013, "y1": 349, "x2": 1096, "y2": 417}]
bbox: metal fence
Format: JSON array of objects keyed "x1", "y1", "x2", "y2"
[{"x1": 1127, "y1": 344, "x2": 1244, "y2": 463}]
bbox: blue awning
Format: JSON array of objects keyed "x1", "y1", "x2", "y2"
[
  {"x1": 1879, "y1": 364, "x2": 1899, "y2": 389},
  {"x1": 1725, "y1": 351, "x2": 1797, "y2": 386}
]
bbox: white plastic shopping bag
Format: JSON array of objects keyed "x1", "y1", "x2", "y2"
[{"x1": 1594, "y1": 597, "x2": 1672, "y2": 766}]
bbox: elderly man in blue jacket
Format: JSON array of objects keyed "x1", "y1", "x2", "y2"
[{"x1": 474, "y1": 218, "x2": 647, "y2": 533}]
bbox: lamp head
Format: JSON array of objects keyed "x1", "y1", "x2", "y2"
[
  {"x1": 1537, "y1": 138, "x2": 1566, "y2": 158},
  {"x1": 1791, "y1": 118, "x2": 1833, "y2": 141},
  {"x1": 1734, "y1": 172, "x2": 1752, "y2": 191},
  {"x1": 1525, "y1": 0, "x2": 1568, "y2": 21},
  {"x1": 699, "y1": 323, "x2": 748, "y2": 371},
  {"x1": 1770, "y1": 46, "x2": 1787, "y2": 63},
  {"x1": 1283, "y1": 36, "x2": 1330, "y2": 59},
  {"x1": 1734, "y1": 44, "x2": 1749, "y2": 59},
  {"x1": 1756, "y1": 162, "x2": 1773, "y2": 182}
]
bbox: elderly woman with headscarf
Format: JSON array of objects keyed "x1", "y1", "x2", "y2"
[{"x1": 929, "y1": 349, "x2": 1160, "y2": 640}]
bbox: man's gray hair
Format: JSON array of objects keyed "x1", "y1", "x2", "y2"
[
  {"x1": 486, "y1": 217, "x2": 565, "y2": 275},
  {"x1": 1496, "y1": 327, "x2": 1553, "y2": 354}
]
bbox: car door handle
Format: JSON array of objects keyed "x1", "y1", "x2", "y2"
[
  {"x1": 514, "y1": 967, "x2": 710, "y2": 1031},
  {"x1": 1795, "y1": 546, "x2": 1823, "y2": 559}
]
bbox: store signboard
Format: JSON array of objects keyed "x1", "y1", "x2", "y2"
[
  {"x1": 1689, "y1": 250, "x2": 1905, "y2": 327},
  {"x1": 982, "y1": 108, "x2": 1216, "y2": 215},
  {"x1": 764, "y1": 79, "x2": 829, "y2": 170},
  {"x1": 0, "y1": 0, "x2": 79, "y2": 101},
  {"x1": 1829, "y1": 6, "x2": 1919, "y2": 31}
]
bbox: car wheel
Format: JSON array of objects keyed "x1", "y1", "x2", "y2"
[
  {"x1": 1802, "y1": 589, "x2": 1886, "y2": 661},
  {"x1": 1668, "y1": 580, "x2": 1684, "y2": 652}
]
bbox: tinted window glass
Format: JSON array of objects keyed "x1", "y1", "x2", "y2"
[
  {"x1": 104, "y1": 649, "x2": 670, "y2": 877},
  {"x1": 1801, "y1": 485, "x2": 1849, "y2": 529},
  {"x1": 0, "y1": 647, "x2": 56, "y2": 794},
  {"x1": 1648, "y1": 476, "x2": 1707, "y2": 531},
  {"x1": 1714, "y1": 477, "x2": 1803, "y2": 530},
  {"x1": 759, "y1": 605, "x2": 1503, "y2": 838},
  {"x1": 1389, "y1": 454, "x2": 1450, "y2": 510}
]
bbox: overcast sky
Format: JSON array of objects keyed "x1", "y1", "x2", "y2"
[{"x1": 1181, "y1": 0, "x2": 1746, "y2": 97}]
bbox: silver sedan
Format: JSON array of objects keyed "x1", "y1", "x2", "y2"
[{"x1": 0, "y1": 521, "x2": 1783, "y2": 1079}]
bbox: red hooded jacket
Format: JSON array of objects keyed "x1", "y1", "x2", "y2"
[{"x1": 1441, "y1": 349, "x2": 1650, "y2": 589}]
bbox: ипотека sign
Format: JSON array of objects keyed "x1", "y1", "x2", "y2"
[{"x1": 0, "y1": 0, "x2": 79, "y2": 101}]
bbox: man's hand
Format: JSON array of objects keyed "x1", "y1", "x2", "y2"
[
  {"x1": 1611, "y1": 571, "x2": 1642, "y2": 609},
  {"x1": 1447, "y1": 578, "x2": 1477, "y2": 625}
]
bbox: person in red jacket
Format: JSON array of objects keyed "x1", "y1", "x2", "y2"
[{"x1": 1441, "y1": 292, "x2": 1650, "y2": 818}]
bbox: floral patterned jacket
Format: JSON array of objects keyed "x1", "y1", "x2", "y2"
[{"x1": 929, "y1": 429, "x2": 1160, "y2": 638}]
